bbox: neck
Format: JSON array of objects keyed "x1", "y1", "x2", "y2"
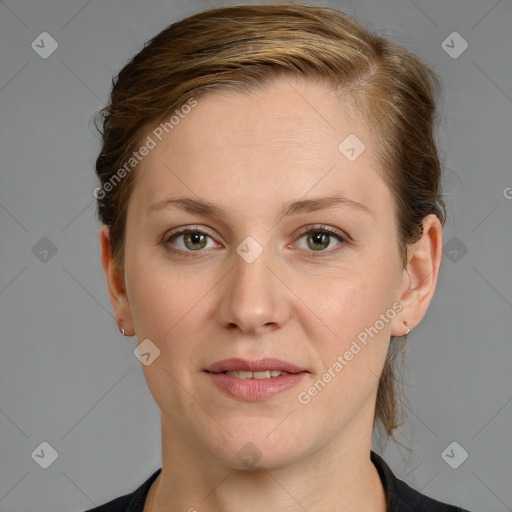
[{"x1": 145, "y1": 409, "x2": 387, "y2": 512}]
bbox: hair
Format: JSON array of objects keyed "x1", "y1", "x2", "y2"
[{"x1": 93, "y1": 3, "x2": 446, "y2": 441}]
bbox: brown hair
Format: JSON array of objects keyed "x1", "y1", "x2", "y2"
[{"x1": 94, "y1": 3, "x2": 445, "y2": 440}]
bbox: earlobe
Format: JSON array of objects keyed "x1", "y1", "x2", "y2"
[
  {"x1": 391, "y1": 214, "x2": 443, "y2": 337},
  {"x1": 99, "y1": 225, "x2": 135, "y2": 335}
]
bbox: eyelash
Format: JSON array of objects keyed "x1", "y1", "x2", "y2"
[{"x1": 162, "y1": 224, "x2": 348, "y2": 258}]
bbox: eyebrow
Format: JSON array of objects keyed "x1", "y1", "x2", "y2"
[{"x1": 146, "y1": 195, "x2": 374, "y2": 219}]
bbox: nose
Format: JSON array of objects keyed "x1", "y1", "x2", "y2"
[{"x1": 215, "y1": 244, "x2": 291, "y2": 335}]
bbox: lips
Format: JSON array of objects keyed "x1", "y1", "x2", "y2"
[
  {"x1": 205, "y1": 357, "x2": 306, "y2": 374},
  {"x1": 205, "y1": 357, "x2": 308, "y2": 401}
]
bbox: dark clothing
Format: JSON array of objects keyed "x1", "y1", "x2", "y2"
[{"x1": 84, "y1": 450, "x2": 472, "y2": 511}]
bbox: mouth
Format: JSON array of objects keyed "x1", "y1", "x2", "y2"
[
  {"x1": 205, "y1": 357, "x2": 306, "y2": 375},
  {"x1": 205, "y1": 358, "x2": 308, "y2": 401},
  {"x1": 220, "y1": 370, "x2": 291, "y2": 379}
]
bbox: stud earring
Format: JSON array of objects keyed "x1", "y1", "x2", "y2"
[{"x1": 403, "y1": 320, "x2": 411, "y2": 335}]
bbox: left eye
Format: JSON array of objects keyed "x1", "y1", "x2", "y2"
[{"x1": 294, "y1": 227, "x2": 346, "y2": 252}]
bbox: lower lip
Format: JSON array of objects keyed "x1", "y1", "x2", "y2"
[{"x1": 206, "y1": 372, "x2": 306, "y2": 401}]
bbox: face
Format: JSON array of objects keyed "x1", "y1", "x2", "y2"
[{"x1": 104, "y1": 76, "x2": 419, "y2": 469}]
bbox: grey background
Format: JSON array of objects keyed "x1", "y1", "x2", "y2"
[{"x1": 0, "y1": 0, "x2": 511, "y2": 511}]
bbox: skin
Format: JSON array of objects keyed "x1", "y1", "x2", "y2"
[{"x1": 100, "y1": 76, "x2": 443, "y2": 512}]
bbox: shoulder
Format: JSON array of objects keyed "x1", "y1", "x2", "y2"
[
  {"x1": 370, "y1": 451, "x2": 473, "y2": 512},
  {"x1": 82, "y1": 468, "x2": 161, "y2": 512},
  {"x1": 83, "y1": 493, "x2": 131, "y2": 512}
]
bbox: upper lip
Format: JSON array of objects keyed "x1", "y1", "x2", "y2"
[{"x1": 205, "y1": 357, "x2": 306, "y2": 374}]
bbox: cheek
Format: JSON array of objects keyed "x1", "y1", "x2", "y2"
[
  {"x1": 294, "y1": 263, "x2": 388, "y2": 341},
  {"x1": 125, "y1": 258, "x2": 221, "y2": 397},
  {"x1": 294, "y1": 278, "x2": 392, "y2": 429},
  {"x1": 296, "y1": 264, "x2": 394, "y2": 390},
  {"x1": 126, "y1": 251, "x2": 209, "y2": 336},
  {"x1": 127, "y1": 264, "x2": 214, "y2": 416}
]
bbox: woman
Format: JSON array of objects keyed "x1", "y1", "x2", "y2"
[{"x1": 88, "y1": 4, "x2": 472, "y2": 511}]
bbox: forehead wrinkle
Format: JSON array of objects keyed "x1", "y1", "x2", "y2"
[{"x1": 208, "y1": 129, "x2": 335, "y2": 155}]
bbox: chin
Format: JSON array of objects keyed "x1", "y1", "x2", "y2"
[
  {"x1": 202, "y1": 420, "x2": 317, "y2": 471},
  {"x1": 215, "y1": 445, "x2": 304, "y2": 471}
]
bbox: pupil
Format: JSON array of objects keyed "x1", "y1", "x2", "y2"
[
  {"x1": 309, "y1": 232, "x2": 328, "y2": 250},
  {"x1": 186, "y1": 232, "x2": 206, "y2": 249}
]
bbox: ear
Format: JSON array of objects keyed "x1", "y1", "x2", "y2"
[
  {"x1": 99, "y1": 225, "x2": 135, "y2": 336},
  {"x1": 391, "y1": 214, "x2": 443, "y2": 337}
]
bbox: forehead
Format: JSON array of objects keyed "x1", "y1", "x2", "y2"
[{"x1": 131, "y1": 77, "x2": 388, "y2": 213}]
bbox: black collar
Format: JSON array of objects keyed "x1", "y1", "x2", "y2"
[
  {"x1": 113, "y1": 450, "x2": 470, "y2": 512},
  {"x1": 370, "y1": 450, "x2": 470, "y2": 511}
]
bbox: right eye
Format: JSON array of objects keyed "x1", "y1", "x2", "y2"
[{"x1": 163, "y1": 227, "x2": 220, "y2": 256}]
